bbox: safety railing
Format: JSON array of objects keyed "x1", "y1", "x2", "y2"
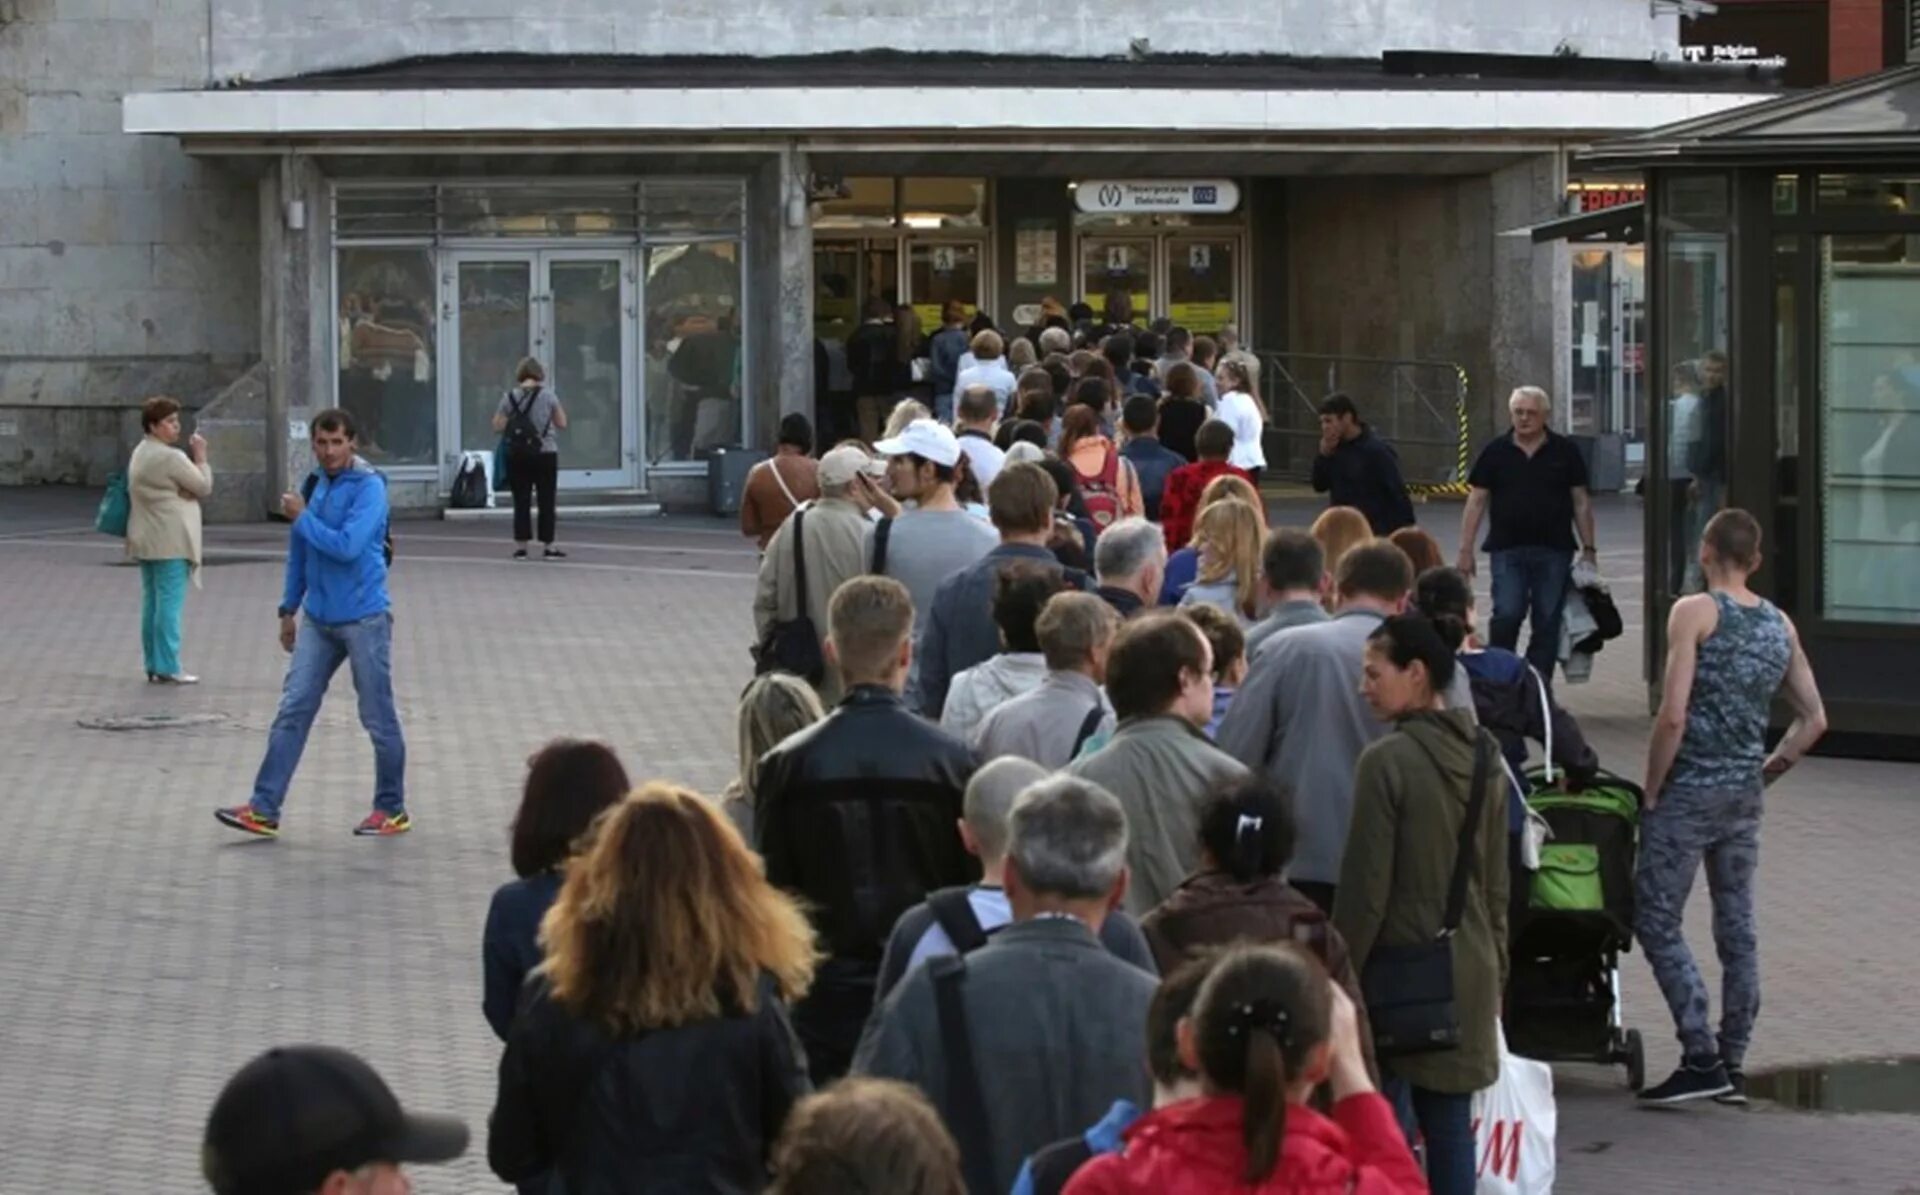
[{"x1": 1251, "y1": 351, "x2": 1470, "y2": 494}]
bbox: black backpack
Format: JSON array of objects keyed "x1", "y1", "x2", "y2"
[
  {"x1": 302, "y1": 471, "x2": 394, "y2": 568},
  {"x1": 502, "y1": 389, "x2": 550, "y2": 462}
]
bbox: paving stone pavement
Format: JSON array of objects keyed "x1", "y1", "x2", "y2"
[{"x1": 0, "y1": 489, "x2": 1916, "y2": 1194}]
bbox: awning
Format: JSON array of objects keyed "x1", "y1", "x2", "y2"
[{"x1": 1529, "y1": 201, "x2": 1645, "y2": 244}]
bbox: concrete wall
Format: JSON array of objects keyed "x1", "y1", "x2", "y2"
[
  {"x1": 207, "y1": 0, "x2": 1679, "y2": 79},
  {"x1": 0, "y1": 3, "x2": 257, "y2": 485}
]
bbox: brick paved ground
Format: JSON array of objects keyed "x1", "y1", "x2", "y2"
[{"x1": 0, "y1": 489, "x2": 1915, "y2": 1193}]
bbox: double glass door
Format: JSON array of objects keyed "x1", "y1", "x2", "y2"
[
  {"x1": 1076, "y1": 233, "x2": 1242, "y2": 335},
  {"x1": 445, "y1": 250, "x2": 637, "y2": 490}
]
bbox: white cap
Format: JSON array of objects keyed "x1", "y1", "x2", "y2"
[
  {"x1": 1004, "y1": 441, "x2": 1047, "y2": 465},
  {"x1": 818, "y1": 444, "x2": 885, "y2": 488},
  {"x1": 873, "y1": 419, "x2": 962, "y2": 468}
]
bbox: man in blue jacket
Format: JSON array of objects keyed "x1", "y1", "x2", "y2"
[
  {"x1": 1310, "y1": 392, "x2": 1416, "y2": 535},
  {"x1": 217, "y1": 408, "x2": 408, "y2": 838}
]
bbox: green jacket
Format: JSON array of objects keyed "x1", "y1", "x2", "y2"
[{"x1": 1333, "y1": 708, "x2": 1509, "y2": 1094}]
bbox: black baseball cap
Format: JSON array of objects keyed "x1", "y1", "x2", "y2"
[{"x1": 202, "y1": 1045, "x2": 469, "y2": 1194}]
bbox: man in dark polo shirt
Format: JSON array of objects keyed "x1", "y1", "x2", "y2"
[{"x1": 1455, "y1": 385, "x2": 1597, "y2": 681}]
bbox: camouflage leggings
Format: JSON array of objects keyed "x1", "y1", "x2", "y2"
[{"x1": 1634, "y1": 784, "x2": 1763, "y2": 1066}]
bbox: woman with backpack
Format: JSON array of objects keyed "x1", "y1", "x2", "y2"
[
  {"x1": 1060, "y1": 404, "x2": 1142, "y2": 532},
  {"x1": 494, "y1": 356, "x2": 568, "y2": 560}
]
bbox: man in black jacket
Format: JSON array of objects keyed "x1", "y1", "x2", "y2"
[
  {"x1": 1310, "y1": 393, "x2": 1416, "y2": 535},
  {"x1": 757, "y1": 575, "x2": 978, "y2": 1084}
]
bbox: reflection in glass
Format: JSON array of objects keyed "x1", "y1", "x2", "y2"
[
  {"x1": 1569, "y1": 250, "x2": 1614, "y2": 438},
  {"x1": 1660, "y1": 232, "x2": 1730, "y2": 596},
  {"x1": 1167, "y1": 239, "x2": 1235, "y2": 337},
  {"x1": 1816, "y1": 173, "x2": 1920, "y2": 215},
  {"x1": 458, "y1": 261, "x2": 532, "y2": 455},
  {"x1": 549, "y1": 260, "x2": 625, "y2": 474},
  {"x1": 646, "y1": 242, "x2": 742, "y2": 463},
  {"x1": 336, "y1": 248, "x2": 438, "y2": 465},
  {"x1": 901, "y1": 178, "x2": 986, "y2": 228},
  {"x1": 1820, "y1": 235, "x2": 1920, "y2": 623},
  {"x1": 1772, "y1": 237, "x2": 1801, "y2": 615},
  {"x1": 1081, "y1": 239, "x2": 1153, "y2": 323},
  {"x1": 814, "y1": 178, "x2": 897, "y2": 228},
  {"x1": 908, "y1": 242, "x2": 980, "y2": 335}
]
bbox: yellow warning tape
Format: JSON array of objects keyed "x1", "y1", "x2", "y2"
[{"x1": 1405, "y1": 363, "x2": 1471, "y2": 498}]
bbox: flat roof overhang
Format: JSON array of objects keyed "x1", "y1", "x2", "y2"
[{"x1": 124, "y1": 85, "x2": 1774, "y2": 147}]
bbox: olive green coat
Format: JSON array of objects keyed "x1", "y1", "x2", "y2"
[{"x1": 1333, "y1": 708, "x2": 1509, "y2": 1094}]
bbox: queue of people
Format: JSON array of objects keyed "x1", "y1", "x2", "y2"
[{"x1": 181, "y1": 362, "x2": 1829, "y2": 1195}]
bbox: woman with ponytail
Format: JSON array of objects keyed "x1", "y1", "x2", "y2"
[
  {"x1": 1064, "y1": 944, "x2": 1424, "y2": 1194},
  {"x1": 1139, "y1": 777, "x2": 1370, "y2": 1082},
  {"x1": 1335, "y1": 613, "x2": 1509, "y2": 1195}
]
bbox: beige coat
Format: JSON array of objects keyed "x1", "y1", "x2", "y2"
[
  {"x1": 751, "y1": 496, "x2": 872, "y2": 707},
  {"x1": 126, "y1": 436, "x2": 213, "y2": 583}
]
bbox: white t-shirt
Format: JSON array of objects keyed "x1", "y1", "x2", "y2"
[
  {"x1": 1217, "y1": 388, "x2": 1267, "y2": 471},
  {"x1": 955, "y1": 361, "x2": 1018, "y2": 412},
  {"x1": 956, "y1": 432, "x2": 1005, "y2": 492}
]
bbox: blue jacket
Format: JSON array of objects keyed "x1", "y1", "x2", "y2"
[
  {"x1": 482, "y1": 871, "x2": 564, "y2": 1042},
  {"x1": 1120, "y1": 436, "x2": 1187, "y2": 521},
  {"x1": 281, "y1": 458, "x2": 391, "y2": 625},
  {"x1": 916, "y1": 543, "x2": 1088, "y2": 719}
]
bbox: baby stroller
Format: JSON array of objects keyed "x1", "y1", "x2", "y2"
[{"x1": 1504, "y1": 766, "x2": 1646, "y2": 1090}]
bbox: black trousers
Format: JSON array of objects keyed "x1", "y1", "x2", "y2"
[
  {"x1": 509, "y1": 452, "x2": 558, "y2": 545},
  {"x1": 1294, "y1": 880, "x2": 1336, "y2": 916}
]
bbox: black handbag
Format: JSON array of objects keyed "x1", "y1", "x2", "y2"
[
  {"x1": 753, "y1": 507, "x2": 826, "y2": 686},
  {"x1": 1361, "y1": 730, "x2": 1494, "y2": 1058}
]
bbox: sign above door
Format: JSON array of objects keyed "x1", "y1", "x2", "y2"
[{"x1": 1074, "y1": 179, "x2": 1241, "y2": 215}]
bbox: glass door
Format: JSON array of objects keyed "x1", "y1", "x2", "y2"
[
  {"x1": 446, "y1": 254, "x2": 536, "y2": 479},
  {"x1": 1166, "y1": 237, "x2": 1237, "y2": 338},
  {"x1": 907, "y1": 239, "x2": 982, "y2": 336},
  {"x1": 544, "y1": 252, "x2": 636, "y2": 489},
  {"x1": 1080, "y1": 237, "x2": 1154, "y2": 323}
]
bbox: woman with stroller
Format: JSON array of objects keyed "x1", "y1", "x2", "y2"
[{"x1": 1636, "y1": 509, "x2": 1826, "y2": 1106}]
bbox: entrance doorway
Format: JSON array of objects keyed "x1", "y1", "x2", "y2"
[
  {"x1": 1569, "y1": 245, "x2": 1648, "y2": 454},
  {"x1": 444, "y1": 250, "x2": 638, "y2": 490},
  {"x1": 1074, "y1": 232, "x2": 1245, "y2": 336}
]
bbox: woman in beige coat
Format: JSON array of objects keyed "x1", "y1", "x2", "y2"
[{"x1": 126, "y1": 396, "x2": 212, "y2": 683}]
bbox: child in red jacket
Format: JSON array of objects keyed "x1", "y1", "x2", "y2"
[
  {"x1": 1065, "y1": 944, "x2": 1427, "y2": 1195},
  {"x1": 1158, "y1": 420, "x2": 1255, "y2": 551}
]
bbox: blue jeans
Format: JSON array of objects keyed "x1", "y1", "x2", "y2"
[
  {"x1": 1488, "y1": 546, "x2": 1573, "y2": 681},
  {"x1": 932, "y1": 390, "x2": 955, "y2": 424},
  {"x1": 138, "y1": 559, "x2": 190, "y2": 676},
  {"x1": 1392, "y1": 1084, "x2": 1475, "y2": 1195},
  {"x1": 249, "y1": 611, "x2": 406, "y2": 819}
]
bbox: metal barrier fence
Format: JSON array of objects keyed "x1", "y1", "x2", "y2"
[{"x1": 1252, "y1": 352, "x2": 1470, "y2": 494}]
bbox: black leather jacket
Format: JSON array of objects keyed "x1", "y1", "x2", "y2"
[
  {"x1": 755, "y1": 685, "x2": 979, "y2": 962},
  {"x1": 489, "y1": 974, "x2": 810, "y2": 1194}
]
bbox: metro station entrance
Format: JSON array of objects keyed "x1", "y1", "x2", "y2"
[{"x1": 1075, "y1": 231, "x2": 1244, "y2": 335}]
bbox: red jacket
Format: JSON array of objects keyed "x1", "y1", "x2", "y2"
[
  {"x1": 1159, "y1": 460, "x2": 1255, "y2": 551},
  {"x1": 1064, "y1": 1093, "x2": 1427, "y2": 1195}
]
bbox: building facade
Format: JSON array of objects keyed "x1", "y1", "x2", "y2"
[{"x1": 1, "y1": 1, "x2": 1774, "y2": 514}]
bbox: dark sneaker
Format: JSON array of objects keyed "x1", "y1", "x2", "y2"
[
  {"x1": 1715, "y1": 1069, "x2": 1749, "y2": 1106},
  {"x1": 512, "y1": 549, "x2": 529, "y2": 561},
  {"x1": 214, "y1": 805, "x2": 279, "y2": 838},
  {"x1": 1639, "y1": 1056, "x2": 1734, "y2": 1105},
  {"x1": 353, "y1": 810, "x2": 412, "y2": 837},
  {"x1": 543, "y1": 547, "x2": 567, "y2": 560}
]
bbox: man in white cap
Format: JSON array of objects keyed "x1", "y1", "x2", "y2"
[
  {"x1": 754, "y1": 442, "x2": 886, "y2": 707},
  {"x1": 869, "y1": 419, "x2": 1000, "y2": 706}
]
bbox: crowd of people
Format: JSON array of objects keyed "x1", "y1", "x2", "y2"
[{"x1": 184, "y1": 355, "x2": 1827, "y2": 1192}]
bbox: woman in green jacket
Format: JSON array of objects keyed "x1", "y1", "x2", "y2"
[{"x1": 1333, "y1": 613, "x2": 1508, "y2": 1195}]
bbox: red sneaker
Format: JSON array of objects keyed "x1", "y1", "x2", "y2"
[
  {"x1": 214, "y1": 805, "x2": 279, "y2": 838},
  {"x1": 352, "y1": 810, "x2": 412, "y2": 837}
]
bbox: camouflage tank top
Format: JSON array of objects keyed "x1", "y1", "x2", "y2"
[{"x1": 1668, "y1": 591, "x2": 1790, "y2": 794}]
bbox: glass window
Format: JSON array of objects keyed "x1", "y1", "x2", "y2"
[
  {"x1": 1657, "y1": 229, "x2": 1730, "y2": 597},
  {"x1": 441, "y1": 184, "x2": 640, "y2": 238},
  {"x1": 335, "y1": 248, "x2": 438, "y2": 466},
  {"x1": 643, "y1": 180, "x2": 744, "y2": 235},
  {"x1": 908, "y1": 241, "x2": 980, "y2": 335},
  {"x1": 1773, "y1": 237, "x2": 1801, "y2": 615},
  {"x1": 1167, "y1": 238, "x2": 1236, "y2": 337},
  {"x1": 1772, "y1": 173, "x2": 1800, "y2": 216},
  {"x1": 1816, "y1": 173, "x2": 1920, "y2": 215},
  {"x1": 455, "y1": 260, "x2": 533, "y2": 456},
  {"x1": 1664, "y1": 175, "x2": 1730, "y2": 226},
  {"x1": 814, "y1": 177, "x2": 897, "y2": 229},
  {"x1": 900, "y1": 178, "x2": 985, "y2": 228},
  {"x1": 1820, "y1": 234, "x2": 1920, "y2": 623},
  {"x1": 334, "y1": 187, "x2": 436, "y2": 240},
  {"x1": 645, "y1": 241, "x2": 743, "y2": 463}
]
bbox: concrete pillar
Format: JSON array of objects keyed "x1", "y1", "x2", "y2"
[
  {"x1": 747, "y1": 146, "x2": 813, "y2": 450},
  {"x1": 1489, "y1": 151, "x2": 1569, "y2": 442},
  {"x1": 257, "y1": 154, "x2": 331, "y2": 508}
]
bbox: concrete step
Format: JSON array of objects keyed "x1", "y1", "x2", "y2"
[{"x1": 443, "y1": 493, "x2": 662, "y2": 522}]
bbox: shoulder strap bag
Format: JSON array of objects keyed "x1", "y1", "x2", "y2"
[
  {"x1": 753, "y1": 507, "x2": 826, "y2": 685},
  {"x1": 926, "y1": 886, "x2": 990, "y2": 954},
  {"x1": 929, "y1": 954, "x2": 998, "y2": 1195},
  {"x1": 1360, "y1": 730, "x2": 1494, "y2": 1058}
]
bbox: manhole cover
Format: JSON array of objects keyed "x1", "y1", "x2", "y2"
[{"x1": 78, "y1": 713, "x2": 227, "y2": 731}]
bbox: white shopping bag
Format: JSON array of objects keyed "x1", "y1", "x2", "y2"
[{"x1": 1471, "y1": 1031, "x2": 1557, "y2": 1194}]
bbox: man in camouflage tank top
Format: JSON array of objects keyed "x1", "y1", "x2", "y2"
[{"x1": 1637, "y1": 509, "x2": 1827, "y2": 1106}]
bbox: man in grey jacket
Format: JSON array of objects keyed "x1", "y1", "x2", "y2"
[
  {"x1": 854, "y1": 775, "x2": 1155, "y2": 1195},
  {"x1": 1216, "y1": 541, "x2": 1415, "y2": 913},
  {"x1": 1067, "y1": 613, "x2": 1247, "y2": 915},
  {"x1": 1243, "y1": 528, "x2": 1331, "y2": 658}
]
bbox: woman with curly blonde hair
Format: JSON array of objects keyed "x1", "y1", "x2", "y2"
[
  {"x1": 1180, "y1": 498, "x2": 1265, "y2": 624},
  {"x1": 489, "y1": 783, "x2": 819, "y2": 1192},
  {"x1": 1160, "y1": 471, "x2": 1267, "y2": 605}
]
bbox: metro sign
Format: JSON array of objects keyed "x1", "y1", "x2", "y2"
[{"x1": 1075, "y1": 179, "x2": 1241, "y2": 215}]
